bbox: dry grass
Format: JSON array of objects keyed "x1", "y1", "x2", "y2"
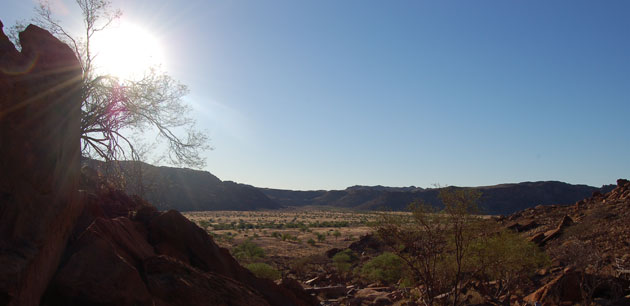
[{"x1": 183, "y1": 208, "x2": 405, "y2": 269}]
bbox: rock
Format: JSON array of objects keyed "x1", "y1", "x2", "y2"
[
  {"x1": 304, "y1": 286, "x2": 347, "y2": 299},
  {"x1": 354, "y1": 288, "x2": 390, "y2": 303},
  {"x1": 326, "y1": 248, "x2": 342, "y2": 258},
  {"x1": 524, "y1": 268, "x2": 582, "y2": 304},
  {"x1": 541, "y1": 215, "x2": 573, "y2": 245},
  {"x1": 372, "y1": 296, "x2": 392, "y2": 306},
  {"x1": 506, "y1": 219, "x2": 538, "y2": 232},
  {"x1": 143, "y1": 255, "x2": 269, "y2": 306},
  {"x1": 529, "y1": 232, "x2": 546, "y2": 245},
  {"x1": 0, "y1": 22, "x2": 83, "y2": 306},
  {"x1": 146, "y1": 210, "x2": 317, "y2": 306},
  {"x1": 43, "y1": 219, "x2": 154, "y2": 306},
  {"x1": 349, "y1": 234, "x2": 385, "y2": 254},
  {"x1": 280, "y1": 278, "x2": 321, "y2": 306}
]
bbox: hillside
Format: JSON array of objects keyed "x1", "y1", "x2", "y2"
[
  {"x1": 86, "y1": 160, "x2": 614, "y2": 215},
  {"x1": 84, "y1": 159, "x2": 282, "y2": 211},
  {"x1": 262, "y1": 181, "x2": 614, "y2": 215},
  {"x1": 498, "y1": 178, "x2": 630, "y2": 304}
]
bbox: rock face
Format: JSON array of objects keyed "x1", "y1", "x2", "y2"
[
  {"x1": 0, "y1": 22, "x2": 317, "y2": 306},
  {"x1": 0, "y1": 22, "x2": 83, "y2": 306}
]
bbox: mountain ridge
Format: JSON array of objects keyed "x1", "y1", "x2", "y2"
[{"x1": 87, "y1": 159, "x2": 614, "y2": 215}]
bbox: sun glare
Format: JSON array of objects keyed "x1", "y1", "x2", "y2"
[{"x1": 92, "y1": 22, "x2": 166, "y2": 80}]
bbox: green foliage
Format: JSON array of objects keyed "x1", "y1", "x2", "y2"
[
  {"x1": 375, "y1": 187, "x2": 487, "y2": 305},
  {"x1": 232, "y1": 239, "x2": 265, "y2": 261},
  {"x1": 332, "y1": 249, "x2": 358, "y2": 273},
  {"x1": 375, "y1": 187, "x2": 550, "y2": 305},
  {"x1": 197, "y1": 220, "x2": 211, "y2": 230},
  {"x1": 246, "y1": 263, "x2": 281, "y2": 280},
  {"x1": 333, "y1": 230, "x2": 341, "y2": 240},
  {"x1": 470, "y1": 230, "x2": 549, "y2": 286},
  {"x1": 316, "y1": 232, "x2": 326, "y2": 242},
  {"x1": 360, "y1": 252, "x2": 408, "y2": 285},
  {"x1": 307, "y1": 238, "x2": 316, "y2": 246},
  {"x1": 281, "y1": 233, "x2": 298, "y2": 241}
]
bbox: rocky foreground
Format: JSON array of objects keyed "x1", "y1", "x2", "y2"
[{"x1": 0, "y1": 22, "x2": 316, "y2": 306}]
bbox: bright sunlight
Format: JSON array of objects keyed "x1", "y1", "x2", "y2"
[{"x1": 91, "y1": 21, "x2": 165, "y2": 80}]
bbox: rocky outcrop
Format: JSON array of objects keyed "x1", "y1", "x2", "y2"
[
  {"x1": 0, "y1": 21, "x2": 83, "y2": 306},
  {"x1": 505, "y1": 178, "x2": 630, "y2": 304},
  {"x1": 43, "y1": 192, "x2": 316, "y2": 306},
  {"x1": 524, "y1": 268, "x2": 582, "y2": 305}
]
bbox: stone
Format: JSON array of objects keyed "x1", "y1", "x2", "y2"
[
  {"x1": 147, "y1": 210, "x2": 317, "y2": 306},
  {"x1": 143, "y1": 255, "x2": 269, "y2": 306},
  {"x1": 0, "y1": 21, "x2": 83, "y2": 306},
  {"x1": 43, "y1": 222, "x2": 153, "y2": 306},
  {"x1": 524, "y1": 268, "x2": 582, "y2": 304}
]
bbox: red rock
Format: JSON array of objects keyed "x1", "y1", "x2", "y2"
[
  {"x1": 147, "y1": 210, "x2": 318, "y2": 306},
  {"x1": 0, "y1": 21, "x2": 83, "y2": 306},
  {"x1": 44, "y1": 220, "x2": 153, "y2": 306},
  {"x1": 143, "y1": 255, "x2": 270, "y2": 306},
  {"x1": 524, "y1": 268, "x2": 582, "y2": 304}
]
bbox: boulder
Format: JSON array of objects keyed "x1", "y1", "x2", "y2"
[
  {"x1": 143, "y1": 255, "x2": 270, "y2": 306},
  {"x1": 541, "y1": 215, "x2": 573, "y2": 245},
  {"x1": 43, "y1": 221, "x2": 153, "y2": 306},
  {"x1": 524, "y1": 268, "x2": 582, "y2": 304},
  {"x1": 0, "y1": 21, "x2": 83, "y2": 306}
]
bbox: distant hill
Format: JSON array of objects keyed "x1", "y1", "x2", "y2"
[
  {"x1": 85, "y1": 159, "x2": 614, "y2": 214},
  {"x1": 83, "y1": 159, "x2": 282, "y2": 211},
  {"x1": 261, "y1": 182, "x2": 615, "y2": 215}
]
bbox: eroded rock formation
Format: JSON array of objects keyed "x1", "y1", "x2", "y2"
[{"x1": 0, "y1": 21, "x2": 83, "y2": 306}]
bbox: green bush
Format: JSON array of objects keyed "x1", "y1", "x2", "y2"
[
  {"x1": 307, "y1": 238, "x2": 316, "y2": 246},
  {"x1": 469, "y1": 229, "x2": 550, "y2": 283},
  {"x1": 316, "y1": 232, "x2": 326, "y2": 242},
  {"x1": 361, "y1": 252, "x2": 407, "y2": 285},
  {"x1": 332, "y1": 249, "x2": 358, "y2": 273},
  {"x1": 246, "y1": 263, "x2": 281, "y2": 280},
  {"x1": 232, "y1": 239, "x2": 265, "y2": 261}
]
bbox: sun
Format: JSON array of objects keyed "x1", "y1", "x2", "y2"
[{"x1": 91, "y1": 21, "x2": 166, "y2": 80}]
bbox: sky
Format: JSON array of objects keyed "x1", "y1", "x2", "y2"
[{"x1": 1, "y1": 0, "x2": 629, "y2": 190}]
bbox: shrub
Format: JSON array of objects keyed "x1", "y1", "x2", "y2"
[
  {"x1": 307, "y1": 238, "x2": 316, "y2": 246},
  {"x1": 246, "y1": 263, "x2": 281, "y2": 280},
  {"x1": 232, "y1": 239, "x2": 265, "y2": 261},
  {"x1": 332, "y1": 249, "x2": 358, "y2": 273},
  {"x1": 316, "y1": 232, "x2": 326, "y2": 242},
  {"x1": 361, "y1": 252, "x2": 407, "y2": 285}
]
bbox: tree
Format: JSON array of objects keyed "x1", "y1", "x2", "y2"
[
  {"x1": 375, "y1": 187, "x2": 547, "y2": 305},
  {"x1": 12, "y1": 0, "x2": 208, "y2": 168}
]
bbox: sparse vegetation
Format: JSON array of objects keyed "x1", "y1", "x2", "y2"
[
  {"x1": 360, "y1": 252, "x2": 408, "y2": 285},
  {"x1": 245, "y1": 263, "x2": 281, "y2": 280},
  {"x1": 332, "y1": 249, "x2": 358, "y2": 274},
  {"x1": 375, "y1": 188, "x2": 548, "y2": 305},
  {"x1": 232, "y1": 239, "x2": 265, "y2": 262}
]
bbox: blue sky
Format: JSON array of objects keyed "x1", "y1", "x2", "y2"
[{"x1": 2, "y1": 1, "x2": 628, "y2": 190}]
